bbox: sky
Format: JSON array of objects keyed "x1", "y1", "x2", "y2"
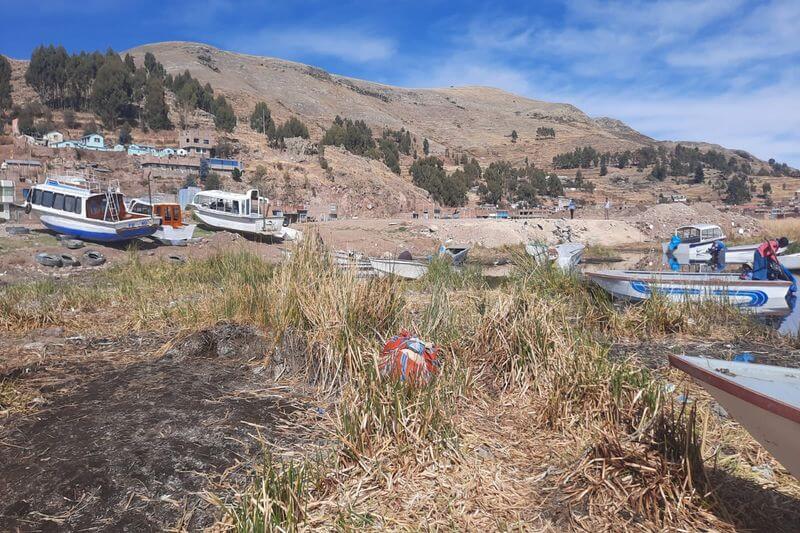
[{"x1": 2, "y1": 0, "x2": 799, "y2": 166}]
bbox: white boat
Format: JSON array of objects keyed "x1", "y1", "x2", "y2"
[
  {"x1": 191, "y1": 189, "x2": 285, "y2": 237},
  {"x1": 669, "y1": 355, "x2": 800, "y2": 479},
  {"x1": 25, "y1": 175, "x2": 159, "y2": 242},
  {"x1": 128, "y1": 198, "x2": 196, "y2": 245},
  {"x1": 525, "y1": 242, "x2": 585, "y2": 270},
  {"x1": 369, "y1": 258, "x2": 429, "y2": 280},
  {"x1": 586, "y1": 270, "x2": 795, "y2": 315},
  {"x1": 778, "y1": 253, "x2": 800, "y2": 271},
  {"x1": 335, "y1": 250, "x2": 377, "y2": 277},
  {"x1": 439, "y1": 245, "x2": 470, "y2": 266},
  {"x1": 663, "y1": 224, "x2": 726, "y2": 264}
]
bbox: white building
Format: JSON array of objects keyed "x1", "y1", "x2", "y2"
[{"x1": 0, "y1": 180, "x2": 14, "y2": 221}]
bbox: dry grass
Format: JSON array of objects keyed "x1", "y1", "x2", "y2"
[{"x1": 3, "y1": 235, "x2": 800, "y2": 531}]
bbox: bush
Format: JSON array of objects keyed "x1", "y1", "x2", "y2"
[{"x1": 410, "y1": 157, "x2": 467, "y2": 206}]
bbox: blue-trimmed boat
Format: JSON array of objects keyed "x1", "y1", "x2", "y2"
[
  {"x1": 586, "y1": 270, "x2": 795, "y2": 316},
  {"x1": 25, "y1": 175, "x2": 160, "y2": 242}
]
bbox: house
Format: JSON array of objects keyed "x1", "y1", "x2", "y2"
[
  {"x1": 1, "y1": 159, "x2": 42, "y2": 181},
  {"x1": 81, "y1": 134, "x2": 105, "y2": 149},
  {"x1": 206, "y1": 157, "x2": 243, "y2": 172},
  {"x1": 0, "y1": 180, "x2": 14, "y2": 221},
  {"x1": 179, "y1": 128, "x2": 216, "y2": 156},
  {"x1": 141, "y1": 155, "x2": 202, "y2": 175},
  {"x1": 44, "y1": 131, "x2": 64, "y2": 145}
]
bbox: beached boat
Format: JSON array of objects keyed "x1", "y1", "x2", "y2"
[
  {"x1": 334, "y1": 250, "x2": 378, "y2": 277},
  {"x1": 439, "y1": 245, "x2": 470, "y2": 266},
  {"x1": 586, "y1": 270, "x2": 795, "y2": 315},
  {"x1": 669, "y1": 355, "x2": 800, "y2": 479},
  {"x1": 25, "y1": 175, "x2": 159, "y2": 242},
  {"x1": 191, "y1": 189, "x2": 285, "y2": 237},
  {"x1": 128, "y1": 198, "x2": 196, "y2": 245},
  {"x1": 777, "y1": 253, "x2": 800, "y2": 271},
  {"x1": 369, "y1": 258, "x2": 429, "y2": 280},
  {"x1": 526, "y1": 242, "x2": 585, "y2": 270}
]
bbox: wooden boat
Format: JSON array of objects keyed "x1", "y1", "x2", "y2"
[
  {"x1": 586, "y1": 270, "x2": 795, "y2": 315},
  {"x1": 25, "y1": 175, "x2": 159, "y2": 242},
  {"x1": 669, "y1": 355, "x2": 800, "y2": 479},
  {"x1": 369, "y1": 258, "x2": 428, "y2": 280},
  {"x1": 439, "y1": 245, "x2": 470, "y2": 266},
  {"x1": 525, "y1": 242, "x2": 585, "y2": 270},
  {"x1": 191, "y1": 189, "x2": 285, "y2": 237},
  {"x1": 128, "y1": 198, "x2": 196, "y2": 245}
]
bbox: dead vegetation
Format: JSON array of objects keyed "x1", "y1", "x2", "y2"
[{"x1": 1, "y1": 235, "x2": 800, "y2": 530}]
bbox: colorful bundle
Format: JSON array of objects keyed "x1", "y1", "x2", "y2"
[{"x1": 380, "y1": 330, "x2": 441, "y2": 385}]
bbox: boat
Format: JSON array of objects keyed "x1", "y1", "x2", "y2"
[
  {"x1": 439, "y1": 244, "x2": 469, "y2": 266},
  {"x1": 525, "y1": 242, "x2": 585, "y2": 270},
  {"x1": 334, "y1": 250, "x2": 378, "y2": 277},
  {"x1": 777, "y1": 253, "x2": 800, "y2": 271},
  {"x1": 190, "y1": 189, "x2": 285, "y2": 237},
  {"x1": 663, "y1": 224, "x2": 726, "y2": 264},
  {"x1": 669, "y1": 355, "x2": 800, "y2": 479},
  {"x1": 369, "y1": 257, "x2": 429, "y2": 280},
  {"x1": 25, "y1": 175, "x2": 160, "y2": 242},
  {"x1": 586, "y1": 270, "x2": 795, "y2": 315},
  {"x1": 128, "y1": 198, "x2": 196, "y2": 245}
]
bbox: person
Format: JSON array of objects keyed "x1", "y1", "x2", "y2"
[
  {"x1": 568, "y1": 199, "x2": 576, "y2": 220},
  {"x1": 603, "y1": 198, "x2": 611, "y2": 220},
  {"x1": 751, "y1": 236, "x2": 789, "y2": 280},
  {"x1": 708, "y1": 240, "x2": 726, "y2": 271}
]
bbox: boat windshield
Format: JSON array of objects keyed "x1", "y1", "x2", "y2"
[
  {"x1": 196, "y1": 195, "x2": 246, "y2": 215},
  {"x1": 701, "y1": 227, "x2": 724, "y2": 240},
  {"x1": 86, "y1": 193, "x2": 129, "y2": 221}
]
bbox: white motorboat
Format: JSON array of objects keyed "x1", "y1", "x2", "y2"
[
  {"x1": 128, "y1": 198, "x2": 196, "y2": 245},
  {"x1": 586, "y1": 270, "x2": 795, "y2": 315},
  {"x1": 663, "y1": 224, "x2": 726, "y2": 264},
  {"x1": 335, "y1": 250, "x2": 377, "y2": 277},
  {"x1": 669, "y1": 355, "x2": 800, "y2": 479},
  {"x1": 369, "y1": 258, "x2": 429, "y2": 280},
  {"x1": 25, "y1": 175, "x2": 159, "y2": 242},
  {"x1": 525, "y1": 242, "x2": 585, "y2": 270},
  {"x1": 778, "y1": 253, "x2": 800, "y2": 271},
  {"x1": 191, "y1": 189, "x2": 285, "y2": 237}
]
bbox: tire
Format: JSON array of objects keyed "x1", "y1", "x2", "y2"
[
  {"x1": 82, "y1": 250, "x2": 106, "y2": 267},
  {"x1": 60, "y1": 254, "x2": 80, "y2": 267},
  {"x1": 35, "y1": 253, "x2": 63, "y2": 268},
  {"x1": 5, "y1": 226, "x2": 30, "y2": 235},
  {"x1": 24, "y1": 203, "x2": 32, "y2": 214},
  {"x1": 64, "y1": 239, "x2": 85, "y2": 250},
  {"x1": 168, "y1": 255, "x2": 186, "y2": 264}
]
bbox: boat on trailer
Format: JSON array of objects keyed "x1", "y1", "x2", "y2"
[
  {"x1": 526, "y1": 242, "x2": 585, "y2": 270},
  {"x1": 191, "y1": 189, "x2": 285, "y2": 237},
  {"x1": 669, "y1": 354, "x2": 800, "y2": 479},
  {"x1": 586, "y1": 270, "x2": 795, "y2": 315},
  {"x1": 128, "y1": 198, "x2": 196, "y2": 245},
  {"x1": 25, "y1": 175, "x2": 159, "y2": 242}
]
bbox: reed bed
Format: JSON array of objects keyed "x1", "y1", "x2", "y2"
[{"x1": 3, "y1": 236, "x2": 799, "y2": 531}]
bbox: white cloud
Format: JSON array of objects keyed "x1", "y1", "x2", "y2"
[{"x1": 227, "y1": 27, "x2": 395, "y2": 63}]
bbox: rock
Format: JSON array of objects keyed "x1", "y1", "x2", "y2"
[{"x1": 751, "y1": 464, "x2": 774, "y2": 481}]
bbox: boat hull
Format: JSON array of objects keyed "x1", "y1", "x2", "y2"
[
  {"x1": 526, "y1": 243, "x2": 584, "y2": 270},
  {"x1": 587, "y1": 270, "x2": 793, "y2": 315},
  {"x1": 193, "y1": 207, "x2": 284, "y2": 236},
  {"x1": 40, "y1": 214, "x2": 158, "y2": 242},
  {"x1": 154, "y1": 224, "x2": 196, "y2": 245},
  {"x1": 369, "y1": 258, "x2": 428, "y2": 280},
  {"x1": 669, "y1": 355, "x2": 800, "y2": 479}
]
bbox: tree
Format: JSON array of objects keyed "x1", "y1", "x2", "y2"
[
  {"x1": 90, "y1": 57, "x2": 131, "y2": 128},
  {"x1": 274, "y1": 116, "x2": 310, "y2": 142},
  {"x1": 725, "y1": 175, "x2": 752, "y2": 205},
  {"x1": 231, "y1": 168, "x2": 242, "y2": 182},
  {"x1": 321, "y1": 116, "x2": 375, "y2": 156},
  {"x1": 762, "y1": 182, "x2": 772, "y2": 195},
  {"x1": 650, "y1": 161, "x2": 667, "y2": 181},
  {"x1": 410, "y1": 156, "x2": 466, "y2": 206},
  {"x1": 600, "y1": 162, "x2": 608, "y2": 176},
  {"x1": 199, "y1": 159, "x2": 209, "y2": 182},
  {"x1": 0, "y1": 54, "x2": 11, "y2": 114},
  {"x1": 143, "y1": 52, "x2": 165, "y2": 79},
  {"x1": 142, "y1": 76, "x2": 171, "y2": 130},
  {"x1": 63, "y1": 109, "x2": 77, "y2": 128},
  {"x1": 250, "y1": 102, "x2": 275, "y2": 137},
  {"x1": 204, "y1": 171, "x2": 221, "y2": 190},
  {"x1": 123, "y1": 53, "x2": 136, "y2": 73},
  {"x1": 693, "y1": 165, "x2": 705, "y2": 184},
  {"x1": 213, "y1": 95, "x2": 236, "y2": 132},
  {"x1": 423, "y1": 138, "x2": 429, "y2": 155},
  {"x1": 118, "y1": 124, "x2": 132, "y2": 145},
  {"x1": 183, "y1": 174, "x2": 197, "y2": 188},
  {"x1": 510, "y1": 130, "x2": 518, "y2": 143}
]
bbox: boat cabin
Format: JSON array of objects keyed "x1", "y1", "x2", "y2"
[
  {"x1": 674, "y1": 224, "x2": 725, "y2": 244},
  {"x1": 129, "y1": 200, "x2": 184, "y2": 228},
  {"x1": 192, "y1": 189, "x2": 266, "y2": 217},
  {"x1": 28, "y1": 177, "x2": 143, "y2": 222}
]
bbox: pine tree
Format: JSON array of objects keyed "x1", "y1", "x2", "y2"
[
  {"x1": 90, "y1": 57, "x2": 132, "y2": 129},
  {"x1": 423, "y1": 138, "x2": 429, "y2": 155},
  {"x1": 600, "y1": 162, "x2": 608, "y2": 176},
  {"x1": 213, "y1": 95, "x2": 236, "y2": 132},
  {"x1": 143, "y1": 76, "x2": 171, "y2": 130},
  {"x1": 0, "y1": 54, "x2": 12, "y2": 113},
  {"x1": 693, "y1": 165, "x2": 705, "y2": 184},
  {"x1": 249, "y1": 102, "x2": 275, "y2": 137}
]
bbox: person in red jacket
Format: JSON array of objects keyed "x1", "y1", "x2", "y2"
[{"x1": 752, "y1": 237, "x2": 789, "y2": 280}]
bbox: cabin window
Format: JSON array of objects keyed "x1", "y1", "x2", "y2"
[
  {"x1": 74, "y1": 198, "x2": 82, "y2": 214},
  {"x1": 32, "y1": 189, "x2": 42, "y2": 204},
  {"x1": 232, "y1": 200, "x2": 239, "y2": 214},
  {"x1": 41, "y1": 190, "x2": 54, "y2": 208},
  {"x1": 53, "y1": 193, "x2": 65, "y2": 211},
  {"x1": 164, "y1": 207, "x2": 172, "y2": 221},
  {"x1": 131, "y1": 203, "x2": 151, "y2": 216},
  {"x1": 64, "y1": 195, "x2": 75, "y2": 213},
  {"x1": 172, "y1": 206, "x2": 180, "y2": 221}
]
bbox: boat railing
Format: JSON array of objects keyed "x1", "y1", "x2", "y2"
[{"x1": 44, "y1": 171, "x2": 121, "y2": 194}]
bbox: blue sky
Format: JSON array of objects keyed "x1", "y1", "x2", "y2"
[{"x1": 3, "y1": 0, "x2": 799, "y2": 166}]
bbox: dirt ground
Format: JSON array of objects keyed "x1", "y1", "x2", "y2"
[{"x1": 0, "y1": 323, "x2": 320, "y2": 531}]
